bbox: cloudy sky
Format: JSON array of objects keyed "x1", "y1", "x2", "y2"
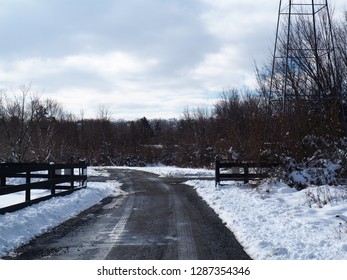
[{"x1": 0, "y1": 0, "x2": 346, "y2": 120}]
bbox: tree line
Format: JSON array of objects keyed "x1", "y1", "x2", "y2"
[
  {"x1": 1, "y1": 85, "x2": 343, "y2": 169},
  {"x1": 0, "y1": 84, "x2": 269, "y2": 167}
]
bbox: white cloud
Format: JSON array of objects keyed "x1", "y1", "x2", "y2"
[
  {"x1": 201, "y1": 0, "x2": 277, "y2": 40},
  {"x1": 3, "y1": 51, "x2": 156, "y2": 75},
  {"x1": 0, "y1": 51, "x2": 160, "y2": 90},
  {"x1": 192, "y1": 47, "x2": 238, "y2": 83},
  {"x1": 62, "y1": 52, "x2": 158, "y2": 78}
]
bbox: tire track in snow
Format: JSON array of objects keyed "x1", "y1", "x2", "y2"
[
  {"x1": 172, "y1": 194, "x2": 198, "y2": 259},
  {"x1": 104, "y1": 188, "x2": 134, "y2": 259}
]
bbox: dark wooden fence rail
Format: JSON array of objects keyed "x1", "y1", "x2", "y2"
[
  {"x1": 215, "y1": 159, "x2": 278, "y2": 186},
  {"x1": 0, "y1": 162, "x2": 88, "y2": 214}
]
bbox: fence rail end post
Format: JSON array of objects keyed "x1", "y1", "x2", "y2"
[{"x1": 215, "y1": 157, "x2": 220, "y2": 187}]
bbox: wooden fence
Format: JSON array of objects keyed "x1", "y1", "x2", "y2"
[
  {"x1": 0, "y1": 162, "x2": 88, "y2": 214},
  {"x1": 215, "y1": 159, "x2": 278, "y2": 186}
]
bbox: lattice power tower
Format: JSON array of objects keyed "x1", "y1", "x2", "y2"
[{"x1": 269, "y1": 0, "x2": 339, "y2": 113}]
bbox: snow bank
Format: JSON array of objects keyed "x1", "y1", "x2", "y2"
[{"x1": 186, "y1": 179, "x2": 347, "y2": 260}]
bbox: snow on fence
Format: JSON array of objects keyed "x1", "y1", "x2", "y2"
[
  {"x1": 0, "y1": 162, "x2": 88, "y2": 214},
  {"x1": 215, "y1": 159, "x2": 279, "y2": 186}
]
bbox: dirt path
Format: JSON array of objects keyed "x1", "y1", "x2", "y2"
[{"x1": 7, "y1": 169, "x2": 251, "y2": 260}]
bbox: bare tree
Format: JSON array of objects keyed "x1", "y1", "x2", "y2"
[
  {"x1": 30, "y1": 98, "x2": 64, "y2": 162},
  {"x1": 97, "y1": 104, "x2": 112, "y2": 122},
  {"x1": 0, "y1": 85, "x2": 37, "y2": 162}
]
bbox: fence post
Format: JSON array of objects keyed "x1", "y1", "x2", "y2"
[
  {"x1": 215, "y1": 158, "x2": 220, "y2": 187},
  {"x1": 0, "y1": 176, "x2": 5, "y2": 187},
  {"x1": 49, "y1": 165, "x2": 55, "y2": 195},
  {"x1": 81, "y1": 163, "x2": 87, "y2": 187},
  {"x1": 70, "y1": 167, "x2": 74, "y2": 189},
  {"x1": 244, "y1": 164, "x2": 249, "y2": 184},
  {"x1": 25, "y1": 171, "x2": 31, "y2": 202},
  {"x1": 0, "y1": 164, "x2": 6, "y2": 187}
]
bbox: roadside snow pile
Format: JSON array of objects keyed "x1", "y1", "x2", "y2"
[
  {"x1": 87, "y1": 167, "x2": 111, "y2": 177},
  {"x1": 186, "y1": 179, "x2": 347, "y2": 260},
  {"x1": 281, "y1": 135, "x2": 347, "y2": 187},
  {"x1": 0, "y1": 175, "x2": 122, "y2": 257},
  {"x1": 287, "y1": 158, "x2": 341, "y2": 186}
]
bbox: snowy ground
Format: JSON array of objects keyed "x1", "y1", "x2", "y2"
[{"x1": 1, "y1": 166, "x2": 347, "y2": 259}]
